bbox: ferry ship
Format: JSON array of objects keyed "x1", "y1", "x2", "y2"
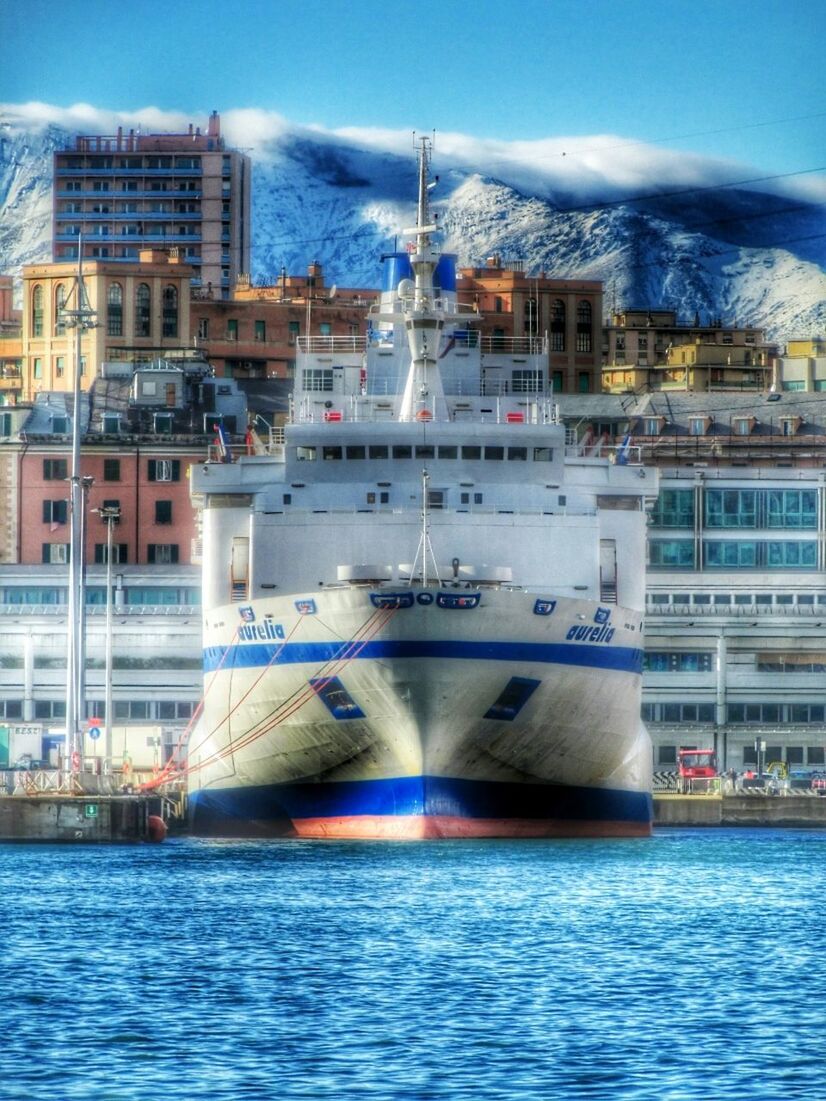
[{"x1": 187, "y1": 140, "x2": 657, "y2": 838}]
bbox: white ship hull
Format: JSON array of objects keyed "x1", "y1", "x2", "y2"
[{"x1": 188, "y1": 586, "x2": 652, "y2": 838}]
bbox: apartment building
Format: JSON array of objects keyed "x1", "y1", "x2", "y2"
[{"x1": 52, "y1": 112, "x2": 251, "y2": 297}]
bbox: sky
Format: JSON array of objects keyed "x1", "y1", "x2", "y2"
[{"x1": 1, "y1": 0, "x2": 825, "y2": 185}]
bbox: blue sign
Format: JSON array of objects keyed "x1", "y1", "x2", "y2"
[
  {"x1": 295, "y1": 599, "x2": 317, "y2": 616},
  {"x1": 533, "y1": 599, "x2": 557, "y2": 616},
  {"x1": 239, "y1": 605, "x2": 256, "y2": 623},
  {"x1": 594, "y1": 607, "x2": 611, "y2": 625},
  {"x1": 88, "y1": 725, "x2": 101, "y2": 741}
]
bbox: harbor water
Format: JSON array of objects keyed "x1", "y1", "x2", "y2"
[{"x1": 0, "y1": 829, "x2": 823, "y2": 1101}]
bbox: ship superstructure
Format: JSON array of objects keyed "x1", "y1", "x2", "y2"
[{"x1": 187, "y1": 139, "x2": 658, "y2": 837}]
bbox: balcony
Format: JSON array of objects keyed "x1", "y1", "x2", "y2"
[{"x1": 56, "y1": 166, "x2": 202, "y2": 177}]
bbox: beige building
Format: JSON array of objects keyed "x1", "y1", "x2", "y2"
[
  {"x1": 778, "y1": 338, "x2": 826, "y2": 392},
  {"x1": 602, "y1": 308, "x2": 776, "y2": 393},
  {"x1": 52, "y1": 112, "x2": 251, "y2": 298},
  {"x1": 22, "y1": 251, "x2": 195, "y2": 399}
]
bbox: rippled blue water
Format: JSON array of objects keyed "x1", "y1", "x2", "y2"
[{"x1": 0, "y1": 829, "x2": 823, "y2": 1100}]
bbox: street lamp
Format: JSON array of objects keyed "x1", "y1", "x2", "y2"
[{"x1": 95, "y1": 504, "x2": 120, "y2": 770}]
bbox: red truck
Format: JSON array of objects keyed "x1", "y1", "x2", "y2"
[{"x1": 677, "y1": 749, "x2": 717, "y2": 793}]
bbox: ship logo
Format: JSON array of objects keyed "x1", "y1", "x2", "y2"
[
  {"x1": 594, "y1": 607, "x2": 611, "y2": 625},
  {"x1": 533, "y1": 599, "x2": 557, "y2": 616},
  {"x1": 239, "y1": 606, "x2": 256, "y2": 623},
  {"x1": 295, "y1": 599, "x2": 317, "y2": 615}
]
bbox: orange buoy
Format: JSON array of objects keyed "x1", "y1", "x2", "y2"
[
  {"x1": 147, "y1": 815, "x2": 168, "y2": 843},
  {"x1": 416, "y1": 408, "x2": 432, "y2": 421}
]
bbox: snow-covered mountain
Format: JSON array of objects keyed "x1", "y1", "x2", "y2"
[{"x1": 1, "y1": 106, "x2": 824, "y2": 342}]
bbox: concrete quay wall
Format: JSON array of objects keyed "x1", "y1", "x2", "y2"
[
  {"x1": 0, "y1": 795, "x2": 151, "y2": 842},
  {"x1": 655, "y1": 794, "x2": 826, "y2": 828}
]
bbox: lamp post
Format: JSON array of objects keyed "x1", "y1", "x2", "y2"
[
  {"x1": 60, "y1": 245, "x2": 97, "y2": 784},
  {"x1": 95, "y1": 505, "x2": 121, "y2": 770}
]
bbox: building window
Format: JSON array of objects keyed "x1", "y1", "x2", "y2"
[
  {"x1": 162, "y1": 285, "x2": 178, "y2": 338},
  {"x1": 550, "y1": 300, "x2": 565, "y2": 352},
  {"x1": 147, "y1": 543, "x2": 179, "y2": 564},
  {"x1": 524, "y1": 297, "x2": 538, "y2": 336},
  {"x1": 32, "y1": 285, "x2": 44, "y2": 337},
  {"x1": 33, "y1": 358, "x2": 43, "y2": 380},
  {"x1": 94, "y1": 543, "x2": 128, "y2": 564},
  {"x1": 42, "y1": 543, "x2": 69, "y2": 564},
  {"x1": 135, "y1": 283, "x2": 151, "y2": 337},
  {"x1": 42, "y1": 499, "x2": 68, "y2": 526},
  {"x1": 54, "y1": 284, "x2": 66, "y2": 335},
  {"x1": 43, "y1": 458, "x2": 68, "y2": 480},
  {"x1": 319, "y1": 322, "x2": 332, "y2": 337},
  {"x1": 644, "y1": 652, "x2": 713, "y2": 673},
  {"x1": 288, "y1": 321, "x2": 300, "y2": 344},
  {"x1": 197, "y1": 318, "x2": 209, "y2": 340},
  {"x1": 766, "y1": 490, "x2": 817, "y2": 530},
  {"x1": 148, "y1": 459, "x2": 181, "y2": 482},
  {"x1": 254, "y1": 320, "x2": 266, "y2": 342},
  {"x1": 55, "y1": 356, "x2": 65, "y2": 378},
  {"x1": 226, "y1": 319, "x2": 238, "y2": 341},
  {"x1": 155, "y1": 500, "x2": 173, "y2": 524},
  {"x1": 649, "y1": 540, "x2": 695, "y2": 568},
  {"x1": 705, "y1": 490, "x2": 756, "y2": 529},
  {"x1": 575, "y1": 301, "x2": 592, "y2": 353},
  {"x1": 650, "y1": 489, "x2": 694, "y2": 529},
  {"x1": 107, "y1": 283, "x2": 123, "y2": 336},
  {"x1": 103, "y1": 458, "x2": 121, "y2": 481},
  {"x1": 552, "y1": 370, "x2": 563, "y2": 392}
]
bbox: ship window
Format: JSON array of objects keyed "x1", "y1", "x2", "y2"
[
  {"x1": 302, "y1": 368, "x2": 333, "y2": 391},
  {"x1": 507, "y1": 447, "x2": 528, "y2": 461},
  {"x1": 460, "y1": 493, "x2": 470, "y2": 505},
  {"x1": 438, "y1": 445, "x2": 458, "y2": 459},
  {"x1": 283, "y1": 494, "x2": 292, "y2": 505},
  {"x1": 484, "y1": 446, "x2": 504, "y2": 460},
  {"x1": 296, "y1": 446, "x2": 317, "y2": 461},
  {"x1": 380, "y1": 492, "x2": 389, "y2": 504},
  {"x1": 322, "y1": 446, "x2": 342, "y2": 460},
  {"x1": 474, "y1": 493, "x2": 483, "y2": 505},
  {"x1": 533, "y1": 447, "x2": 554, "y2": 461},
  {"x1": 346, "y1": 446, "x2": 365, "y2": 459},
  {"x1": 310, "y1": 676, "x2": 365, "y2": 720},
  {"x1": 392, "y1": 445, "x2": 412, "y2": 459},
  {"x1": 461, "y1": 445, "x2": 481, "y2": 460},
  {"x1": 484, "y1": 676, "x2": 540, "y2": 721},
  {"x1": 366, "y1": 492, "x2": 375, "y2": 505},
  {"x1": 415, "y1": 445, "x2": 435, "y2": 459},
  {"x1": 369, "y1": 445, "x2": 388, "y2": 459}
]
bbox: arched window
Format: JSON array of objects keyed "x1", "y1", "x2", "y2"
[
  {"x1": 162, "y1": 284, "x2": 178, "y2": 338},
  {"x1": 135, "y1": 283, "x2": 151, "y2": 337},
  {"x1": 576, "y1": 300, "x2": 592, "y2": 353},
  {"x1": 524, "y1": 297, "x2": 538, "y2": 337},
  {"x1": 54, "y1": 284, "x2": 66, "y2": 335},
  {"x1": 550, "y1": 299, "x2": 565, "y2": 352},
  {"x1": 32, "y1": 285, "x2": 44, "y2": 337},
  {"x1": 107, "y1": 283, "x2": 123, "y2": 337}
]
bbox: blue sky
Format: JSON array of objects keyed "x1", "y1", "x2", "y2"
[{"x1": 2, "y1": 0, "x2": 824, "y2": 179}]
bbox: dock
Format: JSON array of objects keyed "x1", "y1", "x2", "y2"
[
  {"x1": 655, "y1": 792, "x2": 826, "y2": 828},
  {"x1": 0, "y1": 768, "x2": 183, "y2": 842}
]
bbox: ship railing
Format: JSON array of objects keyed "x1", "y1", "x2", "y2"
[
  {"x1": 290, "y1": 390, "x2": 562, "y2": 425},
  {"x1": 564, "y1": 442, "x2": 643, "y2": 465},
  {"x1": 262, "y1": 504, "x2": 599, "y2": 518},
  {"x1": 480, "y1": 335, "x2": 548, "y2": 355},
  {"x1": 296, "y1": 335, "x2": 367, "y2": 354}
]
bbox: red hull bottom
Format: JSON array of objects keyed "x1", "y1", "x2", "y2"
[{"x1": 291, "y1": 815, "x2": 652, "y2": 840}]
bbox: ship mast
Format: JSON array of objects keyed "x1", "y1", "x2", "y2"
[{"x1": 398, "y1": 136, "x2": 448, "y2": 422}]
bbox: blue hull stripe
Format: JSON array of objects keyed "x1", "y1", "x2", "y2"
[
  {"x1": 204, "y1": 639, "x2": 643, "y2": 675},
  {"x1": 190, "y1": 775, "x2": 653, "y2": 832}
]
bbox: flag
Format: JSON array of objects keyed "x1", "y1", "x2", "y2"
[{"x1": 213, "y1": 422, "x2": 232, "y2": 463}]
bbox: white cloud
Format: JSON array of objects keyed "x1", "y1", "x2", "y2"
[{"x1": 1, "y1": 101, "x2": 823, "y2": 203}]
